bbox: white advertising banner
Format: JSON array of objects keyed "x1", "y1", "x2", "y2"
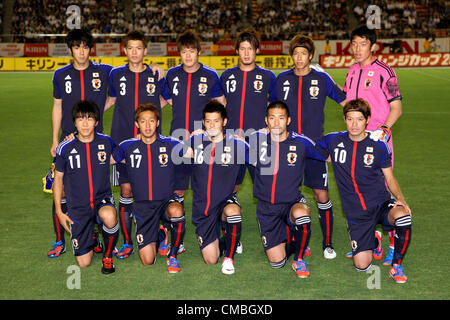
[{"x1": 0, "y1": 43, "x2": 24, "y2": 57}]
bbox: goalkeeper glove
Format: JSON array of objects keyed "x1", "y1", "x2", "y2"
[
  {"x1": 369, "y1": 125, "x2": 391, "y2": 143},
  {"x1": 42, "y1": 159, "x2": 56, "y2": 193}
]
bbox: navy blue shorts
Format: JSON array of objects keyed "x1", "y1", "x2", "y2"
[
  {"x1": 256, "y1": 197, "x2": 307, "y2": 251},
  {"x1": 303, "y1": 158, "x2": 329, "y2": 190},
  {"x1": 174, "y1": 163, "x2": 192, "y2": 190},
  {"x1": 113, "y1": 163, "x2": 129, "y2": 186},
  {"x1": 192, "y1": 194, "x2": 240, "y2": 250},
  {"x1": 68, "y1": 195, "x2": 116, "y2": 256},
  {"x1": 346, "y1": 199, "x2": 395, "y2": 255},
  {"x1": 132, "y1": 195, "x2": 182, "y2": 249}
]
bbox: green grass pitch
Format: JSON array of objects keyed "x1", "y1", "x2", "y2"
[{"x1": 0, "y1": 68, "x2": 449, "y2": 300}]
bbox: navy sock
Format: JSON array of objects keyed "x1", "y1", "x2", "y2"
[
  {"x1": 102, "y1": 223, "x2": 119, "y2": 258},
  {"x1": 291, "y1": 216, "x2": 311, "y2": 261},
  {"x1": 223, "y1": 215, "x2": 242, "y2": 260},
  {"x1": 118, "y1": 196, "x2": 133, "y2": 245},
  {"x1": 52, "y1": 198, "x2": 67, "y2": 244},
  {"x1": 317, "y1": 200, "x2": 333, "y2": 248},
  {"x1": 168, "y1": 216, "x2": 186, "y2": 257},
  {"x1": 392, "y1": 216, "x2": 412, "y2": 265}
]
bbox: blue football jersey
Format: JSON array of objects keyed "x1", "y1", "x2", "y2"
[
  {"x1": 162, "y1": 63, "x2": 224, "y2": 139},
  {"x1": 270, "y1": 68, "x2": 345, "y2": 141},
  {"x1": 221, "y1": 65, "x2": 276, "y2": 133},
  {"x1": 53, "y1": 61, "x2": 112, "y2": 137},
  {"x1": 190, "y1": 132, "x2": 249, "y2": 216},
  {"x1": 316, "y1": 131, "x2": 392, "y2": 216},
  {"x1": 251, "y1": 131, "x2": 325, "y2": 204},
  {"x1": 55, "y1": 133, "x2": 115, "y2": 210},
  {"x1": 109, "y1": 64, "x2": 166, "y2": 144},
  {"x1": 113, "y1": 134, "x2": 184, "y2": 201}
]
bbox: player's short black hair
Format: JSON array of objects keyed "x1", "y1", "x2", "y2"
[
  {"x1": 135, "y1": 102, "x2": 160, "y2": 122},
  {"x1": 123, "y1": 30, "x2": 148, "y2": 48},
  {"x1": 265, "y1": 101, "x2": 290, "y2": 118},
  {"x1": 351, "y1": 25, "x2": 377, "y2": 46},
  {"x1": 66, "y1": 28, "x2": 94, "y2": 49},
  {"x1": 202, "y1": 100, "x2": 227, "y2": 120},
  {"x1": 235, "y1": 29, "x2": 260, "y2": 51},
  {"x1": 177, "y1": 29, "x2": 202, "y2": 52},
  {"x1": 343, "y1": 98, "x2": 371, "y2": 120},
  {"x1": 72, "y1": 100, "x2": 100, "y2": 122}
]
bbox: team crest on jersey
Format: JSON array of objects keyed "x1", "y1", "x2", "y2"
[
  {"x1": 72, "y1": 239, "x2": 79, "y2": 249},
  {"x1": 137, "y1": 234, "x2": 144, "y2": 245},
  {"x1": 287, "y1": 152, "x2": 297, "y2": 165},
  {"x1": 262, "y1": 236, "x2": 267, "y2": 247},
  {"x1": 159, "y1": 153, "x2": 168, "y2": 166},
  {"x1": 351, "y1": 240, "x2": 358, "y2": 250},
  {"x1": 364, "y1": 78, "x2": 372, "y2": 89},
  {"x1": 309, "y1": 86, "x2": 319, "y2": 98},
  {"x1": 198, "y1": 236, "x2": 203, "y2": 247},
  {"x1": 363, "y1": 153, "x2": 374, "y2": 166},
  {"x1": 92, "y1": 78, "x2": 101, "y2": 90},
  {"x1": 98, "y1": 151, "x2": 107, "y2": 163},
  {"x1": 221, "y1": 152, "x2": 232, "y2": 165},
  {"x1": 198, "y1": 83, "x2": 208, "y2": 95},
  {"x1": 254, "y1": 80, "x2": 263, "y2": 91},
  {"x1": 146, "y1": 83, "x2": 156, "y2": 95}
]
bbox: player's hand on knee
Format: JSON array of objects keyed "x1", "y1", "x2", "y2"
[{"x1": 394, "y1": 200, "x2": 411, "y2": 215}]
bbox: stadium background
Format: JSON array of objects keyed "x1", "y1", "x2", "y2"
[{"x1": 0, "y1": 0, "x2": 449, "y2": 302}]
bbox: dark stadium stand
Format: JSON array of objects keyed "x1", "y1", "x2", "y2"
[{"x1": 2, "y1": 0, "x2": 448, "y2": 42}]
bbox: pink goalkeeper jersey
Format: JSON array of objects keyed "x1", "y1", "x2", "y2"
[{"x1": 344, "y1": 57, "x2": 402, "y2": 131}]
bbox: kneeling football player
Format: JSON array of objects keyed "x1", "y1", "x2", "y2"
[
  {"x1": 112, "y1": 103, "x2": 186, "y2": 272},
  {"x1": 187, "y1": 101, "x2": 247, "y2": 275},
  {"x1": 53, "y1": 100, "x2": 119, "y2": 274},
  {"x1": 249, "y1": 101, "x2": 327, "y2": 278},
  {"x1": 316, "y1": 98, "x2": 412, "y2": 283}
]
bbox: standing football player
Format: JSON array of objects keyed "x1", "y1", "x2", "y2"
[
  {"x1": 316, "y1": 99, "x2": 411, "y2": 283},
  {"x1": 54, "y1": 100, "x2": 119, "y2": 274},
  {"x1": 107, "y1": 31, "x2": 167, "y2": 259},
  {"x1": 48, "y1": 28, "x2": 112, "y2": 258},
  {"x1": 221, "y1": 30, "x2": 276, "y2": 189},
  {"x1": 271, "y1": 35, "x2": 346, "y2": 259},
  {"x1": 162, "y1": 29, "x2": 226, "y2": 201},
  {"x1": 343, "y1": 25, "x2": 403, "y2": 264},
  {"x1": 112, "y1": 103, "x2": 186, "y2": 272}
]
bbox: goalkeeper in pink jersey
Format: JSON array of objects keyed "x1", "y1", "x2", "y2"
[
  {"x1": 343, "y1": 25, "x2": 403, "y2": 264},
  {"x1": 343, "y1": 25, "x2": 402, "y2": 150}
]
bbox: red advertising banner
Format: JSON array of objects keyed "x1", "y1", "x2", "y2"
[
  {"x1": 217, "y1": 41, "x2": 235, "y2": 56},
  {"x1": 260, "y1": 41, "x2": 283, "y2": 55},
  {"x1": 320, "y1": 53, "x2": 450, "y2": 68},
  {"x1": 24, "y1": 43, "x2": 49, "y2": 57},
  {"x1": 167, "y1": 43, "x2": 178, "y2": 56}
]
